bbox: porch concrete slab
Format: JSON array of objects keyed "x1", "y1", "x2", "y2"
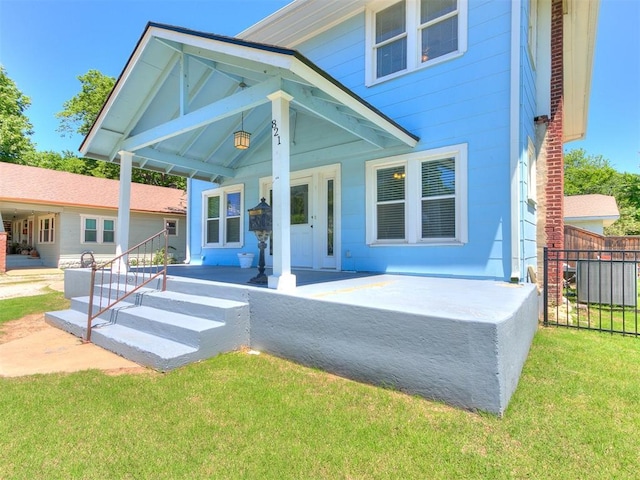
[
  {"x1": 246, "y1": 274, "x2": 539, "y2": 415},
  {"x1": 292, "y1": 274, "x2": 530, "y2": 322}
]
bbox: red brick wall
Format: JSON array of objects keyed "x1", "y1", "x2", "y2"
[
  {"x1": 0, "y1": 232, "x2": 7, "y2": 274},
  {"x1": 546, "y1": 0, "x2": 565, "y2": 302}
]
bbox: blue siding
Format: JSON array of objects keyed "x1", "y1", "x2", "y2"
[{"x1": 189, "y1": 0, "x2": 541, "y2": 282}]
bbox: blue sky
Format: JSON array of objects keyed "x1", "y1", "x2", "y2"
[{"x1": 0, "y1": 0, "x2": 638, "y2": 174}]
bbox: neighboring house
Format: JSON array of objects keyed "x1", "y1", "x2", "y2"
[
  {"x1": 78, "y1": 0, "x2": 598, "y2": 288},
  {"x1": 564, "y1": 194, "x2": 620, "y2": 235},
  {"x1": 0, "y1": 163, "x2": 186, "y2": 269}
]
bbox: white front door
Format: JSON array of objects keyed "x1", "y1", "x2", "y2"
[
  {"x1": 290, "y1": 177, "x2": 313, "y2": 268},
  {"x1": 261, "y1": 164, "x2": 340, "y2": 270}
]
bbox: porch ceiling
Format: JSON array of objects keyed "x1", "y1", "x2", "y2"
[{"x1": 81, "y1": 22, "x2": 418, "y2": 183}]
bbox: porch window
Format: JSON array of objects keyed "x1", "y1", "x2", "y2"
[
  {"x1": 38, "y1": 215, "x2": 55, "y2": 244},
  {"x1": 203, "y1": 185, "x2": 244, "y2": 247},
  {"x1": 81, "y1": 216, "x2": 116, "y2": 244},
  {"x1": 366, "y1": 144, "x2": 467, "y2": 245},
  {"x1": 366, "y1": 0, "x2": 467, "y2": 85}
]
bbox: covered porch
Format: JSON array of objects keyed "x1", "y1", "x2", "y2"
[
  {"x1": 56, "y1": 264, "x2": 538, "y2": 415},
  {"x1": 80, "y1": 22, "x2": 418, "y2": 291}
]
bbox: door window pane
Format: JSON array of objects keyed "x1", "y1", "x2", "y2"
[
  {"x1": 327, "y1": 179, "x2": 334, "y2": 256},
  {"x1": 291, "y1": 184, "x2": 309, "y2": 225}
]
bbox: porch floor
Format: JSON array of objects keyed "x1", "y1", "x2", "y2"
[{"x1": 165, "y1": 264, "x2": 530, "y2": 324}]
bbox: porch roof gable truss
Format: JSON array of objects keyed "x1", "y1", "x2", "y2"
[{"x1": 80, "y1": 22, "x2": 418, "y2": 182}]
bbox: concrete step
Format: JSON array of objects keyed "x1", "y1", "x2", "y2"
[
  {"x1": 90, "y1": 323, "x2": 198, "y2": 371},
  {"x1": 70, "y1": 297, "x2": 225, "y2": 348},
  {"x1": 46, "y1": 282, "x2": 251, "y2": 371}
]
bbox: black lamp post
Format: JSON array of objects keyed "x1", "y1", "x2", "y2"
[{"x1": 247, "y1": 198, "x2": 272, "y2": 284}]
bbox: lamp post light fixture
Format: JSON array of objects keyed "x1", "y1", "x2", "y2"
[{"x1": 247, "y1": 197, "x2": 272, "y2": 284}]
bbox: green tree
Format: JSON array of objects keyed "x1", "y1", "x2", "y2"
[
  {"x1": 57, "y1": 69, "x2": 185, "y2": 189},
  {"x1": 0, "y1": 66, "x2": 35, "y2": 163},
  {"x1": 56, "y1": 69, "x2": 115, "y2": 137},
  {"x1": 564, "y1": 148, "x2": 640, "y2": 235}
]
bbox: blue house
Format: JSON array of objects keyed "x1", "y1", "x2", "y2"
[{"x1": 56, "y1": 0, "x2": 598, "y2": 414}]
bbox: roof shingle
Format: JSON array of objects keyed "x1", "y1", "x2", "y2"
[{"x1": 0, "y1": 163, "x2": 186, "y2": 214}]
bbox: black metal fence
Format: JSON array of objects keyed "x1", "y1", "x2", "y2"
[{"x1": 544, "y1": 248, "x2": 640, "y2": 336}]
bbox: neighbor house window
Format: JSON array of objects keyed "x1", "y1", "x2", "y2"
[
  {"x1": 38, "y1": 215, "x2": 55, "y2": 244},
  {"x1": 164, "y1": 218, "x2": 178, "y2": 236},
  {"x1": 366, "y1": 0, "x2": 467, "y2": 84},
  {"x1": 203, "y1": 185, "x2": 244, "y2": 247},
  {"x1": 366, "y1": 144, "x2": 467, "y2": 245},
  {"x1": 81, "y1": 216, "x2": 116, "y2": 244}
]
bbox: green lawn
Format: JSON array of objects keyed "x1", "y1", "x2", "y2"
[
  {"x1": 0, "y1": 290, "x2": 70, "y2": 325},
  {"x1": 1, "y1": 296, "x2": 639, "y2": 478}
]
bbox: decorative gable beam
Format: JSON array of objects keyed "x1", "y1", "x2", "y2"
[
  {"x1": 122, "y1": 76, "x2": 281, "y2": 152},
  {"x1": 285, "y1": 82, "x2": 388, "y2": 149},
  {"x1": 135, "y1": 147, "x2": 236, "y2": 178}
]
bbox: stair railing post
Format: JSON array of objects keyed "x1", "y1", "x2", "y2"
[
  {"x1": 85, "y1": 261, "x2": 97, "y2": 343},
  {"x1": 162, "y1": 225, "x2": 168, "y2": 292}
]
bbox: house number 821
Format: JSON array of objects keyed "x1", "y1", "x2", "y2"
[{"x1": 272, "y1": 120, "x2": 281, "y2": 145}]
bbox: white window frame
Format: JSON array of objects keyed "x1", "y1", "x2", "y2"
[
  {"x1": 366, "y1": 144, "x2": 468, "y2": 246},
  {"x1": 81, "y1": 215, "x2": 117, "y2": 245},
  {"x1": 164, "y1": 218, "x2": 179, "y2": 236},
  {"x1": 38, "y1": 214, "x2": 55, "y2": 244},
  {"x1": 365, "y1": 0, "x2": 468, "y2": 86},
  {"x1": 202, "y1": 184, "x2": 244, "y2": 248}
]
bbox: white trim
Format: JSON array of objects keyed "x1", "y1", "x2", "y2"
[
  {"x1": 527, "y1": 136, "x2": 537, "y2": 205},
  {"x1": 164, "y1": 218, "x2": 179, "y2": 236},
  {"x1": 80, "y1": 215, "x2": 117, "y2": 245},
  {"x1": 365, "y1": 144, "x2": 468, "y2": 246},
  {"x1": 259, "y1": 163, "x2": 342, "y2": 271},
  {"x1": 510, "y1": 0, "x2": 522, "y2": 281},
  {"x1": 201, "y1": 184, "x2": 245, "y2": 249},
  {"x1": 365, "y1": 0, "x2": 468, "y2": 87},
  {"x1": 37, "y1": 214, "x2": 56, "y2": 244}
]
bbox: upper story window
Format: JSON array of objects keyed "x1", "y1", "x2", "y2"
[
  {"x1": 81, "y1": 216, "x2": 116, "y2": 244},
  {"x1": 203, "y1": 185, "x2": 244, "y2": 248},
  {"x1": 366, "y1": 0, "x2": 467, "y2": 85},
  {"x1": 366, "y1": 144, "x2": 468, "y2": 245},
  {"x1": 38, "y1": 215, "x2": 55, "y2": 244}
]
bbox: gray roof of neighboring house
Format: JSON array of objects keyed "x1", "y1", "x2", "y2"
[{"x1": 564, "y1": 194, "x2": 620, "y2": 221}]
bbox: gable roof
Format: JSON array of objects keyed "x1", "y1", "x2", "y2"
[
  {"x1": 0, "y1": 163, "x2": 186, "y2": 214},
  {"x1": 564, "y1": 194, "x2": 619, "y2": 222},
  {"x1": 80, "y1": 22, "x2": 418, "y2": 183}
]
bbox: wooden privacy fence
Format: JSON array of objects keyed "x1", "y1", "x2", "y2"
[{"x1": 565, "y1": 225, "x2": 640, "y2": 252}]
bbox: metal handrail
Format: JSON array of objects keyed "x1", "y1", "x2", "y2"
[{"x1": 85, "y1": 227, "x2": 169, "y2": 342}]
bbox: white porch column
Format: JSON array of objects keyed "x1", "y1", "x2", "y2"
[
  {"x1": 267, "y1": 90, "x2": 296, "y2": 290},
  {"x1": 115, "y1": 150, "x2": 133, "y2": 271}
]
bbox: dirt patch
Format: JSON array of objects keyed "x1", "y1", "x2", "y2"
[
  {"x1": 0, "y1": 313, "x2": 49, "y2": 344},
  {"x1": 0, "y1": 314, "x2": 153, "y2": 378}
]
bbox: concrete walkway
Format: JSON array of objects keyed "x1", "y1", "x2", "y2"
[{"x1": 0, "y1": 268, "x2": 146, "y2": 377}]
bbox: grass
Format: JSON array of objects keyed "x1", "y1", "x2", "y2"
[
  {"x1": 1, "y1": 296, "x2": 639, "y2": 478},
  {"x1": 0, "y1": 289, "x2": 69, "y2": 325},
  {"x1": 559, "y1": 279, "x2": 640, "y2": 335}
]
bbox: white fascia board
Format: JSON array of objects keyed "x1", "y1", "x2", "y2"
[
  {"x1": 152, "y1": 27, "x2": 296, "y2": 72},
  {"x1": 80, "y1": 29, "x2": 157, "y2": 156}
]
